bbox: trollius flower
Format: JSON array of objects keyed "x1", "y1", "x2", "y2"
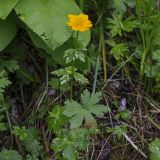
[{"x1": 67, "y1": 14, "x2": 92, "y2": 32}]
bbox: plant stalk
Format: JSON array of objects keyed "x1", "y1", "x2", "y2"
[
  {"x1": 70, "y1": 31, "x2": 79, "y2": 99},
  {"x1": 100, "y1": 20, "x2": 107, "y2": 81}
]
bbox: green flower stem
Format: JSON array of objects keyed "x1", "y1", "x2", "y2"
[
  {"x1": 70, "y1": 31, "x2": 79, "y2": 99},
  {"x1": 75, "y1": 31, "x2": 79, "y2": 49}
]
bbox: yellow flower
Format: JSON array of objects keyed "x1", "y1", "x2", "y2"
[{"x1": 67, "y1": 14, "x2": 92, "y2": 32}]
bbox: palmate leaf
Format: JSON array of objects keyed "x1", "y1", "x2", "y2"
[
  {"x1": 63, "y1": 90, "x2": 110, "y2": 128},
  {"x1": 107, "y1": 13, "x2": 139, "y2": 37},
  {"x1": 0, "y1": 0, "x2": 20, "y2": 19},
  {"x1": 81, "y1": 89, "x2": 102, "y2": 106}
]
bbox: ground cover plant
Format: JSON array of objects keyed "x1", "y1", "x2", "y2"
[{"x1": 1, "y1": 0, "x2": 160, "y2": 159}]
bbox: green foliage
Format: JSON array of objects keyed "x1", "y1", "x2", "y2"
[
  {"x1": 51, "y1": 128, "x2": 91, "y2": 160},
  {"x1": 13, "y1": 127, "x2": 42, "y2": 158},
  {"x1": 22, "y1": 128, "x2": 42, "y2": 156},
  {"x1": 26, "y1": 154, "x2": 39, "y2": 160},
  {"x1": 15, "y1": 0, "x2": 90, "y2": 52},
  {"x1": 28, "y1": 29, "x2": 90, "y2": 70},
  {"x1": 107, "y1": 39, "x2": 127, "y2": 60},
  {"x1": 63, "y1": 90, "x2": 110, "y2": 128},
  {"x1": 149, "y1": 138, "x2": 160, "y2": 160},
  {"x1": 0, "y1": 150, "x2": 22, "y2": 160},
  {"x1": 115, "y1": 110, "x2": 131, "y2": 121},
  {"x1": 47, "y1": 105, "x2": 68, "y2": 132},
  {"x1": 111, "y1": 0, "x2": 135, "y2": 14},
  {"x1": 49, "y1": 78, "x2": 70, "y2": 91},
  {"x1": 107, "y1": 13, "x2": 139, "y2": 37},
  {"x1": 135, "y1": 0, "x2": 160, "y2": 80},
  {"x1": 52, "y1": 66, "x2": 88, "y2": 85},
  {"x1": 0, "y1": 0, "x2": 159, "y2": 159},
  {"x1": 107, "y1": 125, "x2": 128, "y2": 140},
  {"x1": 0, "y1": 59, "x2": 19, "y2": 72},
  {"x1": 0, "y1": 115, "x2": 7, "y2": 131},
  {"x1": 12, "y1": 126, "x2": 28, "y2": 141},
  {"x1": 0, "y1": 71, "x2": 11, "y2": 93},
  {"x1": 0, "y1": 0, "x2": 20, "y2": 19},
  {"x1": 64, "y1": 48, "x2": 86, "y2": 63}
]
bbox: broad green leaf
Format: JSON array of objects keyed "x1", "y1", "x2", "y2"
[
  {"x1": 63, "y1": 100, "x2": 83, "y2": 117},
  {"x1": 15, "y1": 0, "x2": 90, "y2": 53},
  {"x1": 0, "y1": 15, "x2": 17, "y2": 51},
  {"x1": 0, "y1": 0, "x2": 20, "y2": 19},
  {"x1": 69, "y1": 113, "x2": 84, "y2": 128},
  {"x1": 81, "y1": 89, "x2": 102, "y2": 106}
]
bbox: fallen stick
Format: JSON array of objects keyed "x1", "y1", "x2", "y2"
[{"x1": 123, "y1": 134, "x2": 147, "y2": 159}]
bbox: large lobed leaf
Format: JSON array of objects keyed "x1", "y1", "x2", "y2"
[
  {"x1": 63, "y1": 90, "x2": 110, "y2": 128},
  {"x1": 0, "y1": 0, "x2": 20, "y2": 19},
  {"x1": 15, "y1": 0, "x2": 90, "y2": 53}
]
